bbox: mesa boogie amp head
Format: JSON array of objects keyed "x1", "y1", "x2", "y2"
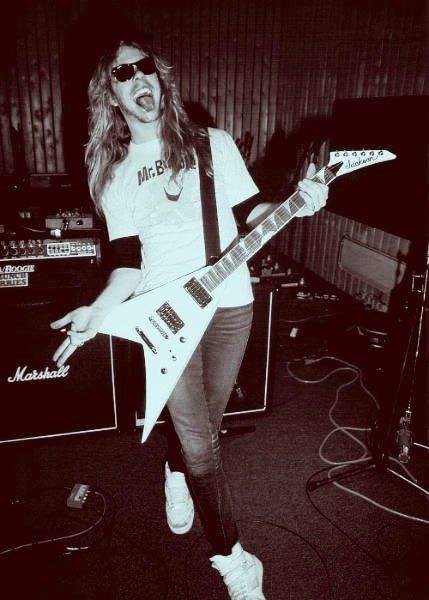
[{"x1": 0, "y1": 237, "x2": 101, "y2": 290}]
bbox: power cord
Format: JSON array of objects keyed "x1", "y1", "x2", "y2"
[
  {"x1": 282, "y1": 356, "x2": 429, "y2": 598},
  {"x1": 290, "y1": 358, "x2": 378, "y2": 467},
  {"x1": 0, "y1": 485, "x2": 170, "y2": 600},
  {"x1": 184, "y1": 519, "x2": 332, "y2": 600},
  {"x1": 0, "y1": 486, "x2": 110, "y2": 557},
  {"x1": 286, "y1": 355, "x2": 429, "y2": 514},
  {"x1": 305, "y1": 467, "x2": 395, "y2": 600},
  {"x1": 376, "y1": 522, "x2": 429, "y2": 599}
]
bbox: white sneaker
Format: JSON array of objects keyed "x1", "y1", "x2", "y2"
[
  {"x1": 164, "y1": 462, "x2": 195, "y2": 534},
  {"x1": 210, "y1": 542, "x2": 265, "y2": 599}
]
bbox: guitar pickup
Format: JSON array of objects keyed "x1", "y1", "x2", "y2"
[
  {"x1": 136, "y1": 327, "x2": 157, "y2": 353},
  {"x1": 156, "y1": 303, "x2": 184, "y2": 334},
  {"x1": 183, "y1": 278, "x2": 212, "y2": 307}
]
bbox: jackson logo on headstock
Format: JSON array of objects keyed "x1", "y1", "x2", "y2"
[
  {"x1": 7, "y1": 364, "x2": 70, "y2": 383},
  {"x1": 344, "y1": 152, "x2": 381, "y2": 170}
]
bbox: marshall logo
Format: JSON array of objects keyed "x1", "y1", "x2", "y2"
[
  {"x1": 7, "y1": 364, "x2": 70, "y2": 383},
  {"x1": 0, "y1": 264, "x2": 36, "y2": 274}
]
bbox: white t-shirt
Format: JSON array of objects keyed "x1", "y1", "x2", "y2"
[{"x1": 101, "y1": 127, "x2": 259, "y2": 307}]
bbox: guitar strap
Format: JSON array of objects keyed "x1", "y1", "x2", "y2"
[{"x1": 197, "y1": 130, "x2": 221, "y2": 265}]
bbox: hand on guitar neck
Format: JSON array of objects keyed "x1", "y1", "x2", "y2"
[{"x1": 246, "y1": 163, "x2": 328, "y2": 228}]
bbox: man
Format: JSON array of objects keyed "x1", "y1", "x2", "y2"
[{"x1": 51, "y1": 40, "x2": 328, "y2": 599}]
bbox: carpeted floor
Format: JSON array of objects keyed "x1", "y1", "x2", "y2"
[{"x1": 1, "y1": 350, "x2": 428, "y2": 600}]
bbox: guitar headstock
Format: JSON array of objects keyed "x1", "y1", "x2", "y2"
[{"x1": 327, "y1": 149, "x2": 397, "y2": 177}]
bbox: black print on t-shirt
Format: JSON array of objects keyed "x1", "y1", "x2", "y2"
[
  {"x1": 137, "y1": 159, "x2": 167, "y2": 185},
  {"x1": 164, "y1": 187, "x2": 183, "y2": 202}
]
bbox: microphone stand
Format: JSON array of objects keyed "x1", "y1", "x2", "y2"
[{"x1": 308, "y1": 240, "x2": 429, "y2": 493}]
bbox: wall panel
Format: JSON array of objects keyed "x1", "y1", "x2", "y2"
[
  {"x1": 273, "y1": 0, "x2": 427, "y2": 310},
  {"x1": 0, "y1": 0, "x2": 427, "y2": 309}
]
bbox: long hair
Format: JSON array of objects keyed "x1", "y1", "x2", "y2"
[{"x1": 85, "y1": 40, "x2": 212, "y2": 214}]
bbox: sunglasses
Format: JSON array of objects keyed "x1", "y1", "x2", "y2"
[{"x1": 111, "y1": 56, "x2": 157, "y2": 82}]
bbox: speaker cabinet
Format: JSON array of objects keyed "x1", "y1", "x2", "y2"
[
  {"x1": 223, "y1": 284, "x2": 278, "y2": 419},
  {"x1": 119, "y1": 284, "x2": 279, "y2": 428},
  {"x1": 0, "y1": 291, "x2": 118, "y2": 444}
]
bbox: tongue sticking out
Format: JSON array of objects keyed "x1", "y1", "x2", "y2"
[{"x1": 136, "y1": 94, "x2": 154, "y2": 111}]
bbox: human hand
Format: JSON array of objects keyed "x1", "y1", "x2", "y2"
[
  {"x1": 296, "y1": 163, "x2": 329, "y2": 217},
  {"x1": 50, "y1": 305, "x2": 107, "y2": 367}
]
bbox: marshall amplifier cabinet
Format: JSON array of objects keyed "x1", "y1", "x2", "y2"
[
  {"x1": 126, "y1": 284, "x2": 279, "y2": 428},
  {"x1": 0, "y1": 237, "x2": 101, "y2": 290},
  {"x1": 0, "y1": 292, "x2": 118, "y2": 444}
]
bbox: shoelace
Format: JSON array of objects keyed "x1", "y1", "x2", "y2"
[
  {"x1": 166, "y1": 477, "x2": 190, "y2": 506},
  {"x1": 223, "y1": 556, "x2": 261, "y2": 600},
  {"x1": 226, "y1": 579, "x2": 253, "y2": 600},
  {"x1": 226, "y1": 576, "x2": 263, "y2": 600}
]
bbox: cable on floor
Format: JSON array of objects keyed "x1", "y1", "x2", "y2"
[{"x1": 183, "y1": 518, "x2": 333, "y2": 600}]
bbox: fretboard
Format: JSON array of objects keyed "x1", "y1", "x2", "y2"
[{"x1": 200, "y1": 164, "x2": 339, "y2": 293}]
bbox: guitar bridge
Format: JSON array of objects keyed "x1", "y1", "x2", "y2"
[{"x1": 184, "y1": 278, "x2": 212, "y2": 307}]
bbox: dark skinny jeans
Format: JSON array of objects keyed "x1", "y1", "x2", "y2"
[{"x1": 165, "y1": 303, "x2": 253, "y2": 556}]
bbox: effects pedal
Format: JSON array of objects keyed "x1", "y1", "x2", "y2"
[{"x1": 67, "y1": 483, "x2": 90, "y2": 509}]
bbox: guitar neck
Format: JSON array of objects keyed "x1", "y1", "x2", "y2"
[{"x1": 200, "y1": 163, "x2": 339, "y2": 293}]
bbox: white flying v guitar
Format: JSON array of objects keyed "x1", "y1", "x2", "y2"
[{"x1": 98, "y1": 149, "x2": 396, "y2": 442}]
